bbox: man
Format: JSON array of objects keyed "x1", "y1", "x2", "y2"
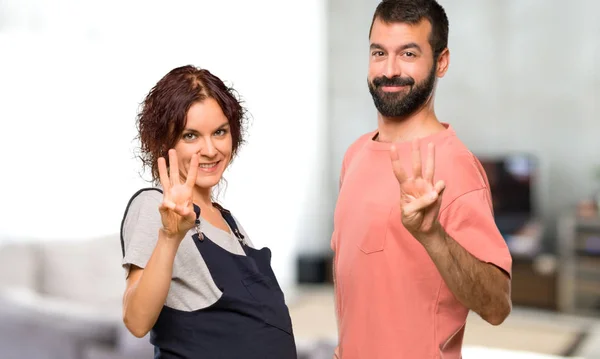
[{"x1": 330, "y1": 1, "x2": 512, "y2": 358}]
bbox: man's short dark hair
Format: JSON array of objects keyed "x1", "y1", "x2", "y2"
[{"x1": 369, "y1": 0, "x2": 449, "y2": 60}]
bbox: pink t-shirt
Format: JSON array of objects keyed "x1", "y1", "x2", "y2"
[{"x1": 331, "y1": 124, "x2": 512, "y2": 359}]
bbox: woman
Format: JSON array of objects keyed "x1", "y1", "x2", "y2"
[{"x1": 119, "y1": 65, "x2": 297, "y2": 358}]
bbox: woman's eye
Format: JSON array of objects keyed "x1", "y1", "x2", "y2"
[
  {"x1": 183, "y1": 133, "x2": 197, "y2": 140},
  {"x1": 215, "y1": 129, "x2": 227, "y2": 136}
]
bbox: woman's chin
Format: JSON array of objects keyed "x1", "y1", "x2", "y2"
[{"x1": 195, "y1": 175, "x2": 222, "y2": 191}]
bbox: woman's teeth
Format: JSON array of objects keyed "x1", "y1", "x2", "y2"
[{"x1": 200, "y1": 162, "x2": 217, "y2": 168}]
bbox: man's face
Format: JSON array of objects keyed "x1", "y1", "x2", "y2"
[{"x1": 367, "y1": 18, "x2": 442, "y2": 118}]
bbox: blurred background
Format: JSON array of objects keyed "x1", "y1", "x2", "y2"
[{"x1": 0, "y1": 0, "x2": 599, "y2": 358}]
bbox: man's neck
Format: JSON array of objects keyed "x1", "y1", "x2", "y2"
[{"x1": 375, "y1": 107, "x2": 445, "y2": 143}]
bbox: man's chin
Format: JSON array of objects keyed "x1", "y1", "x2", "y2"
[
  {"x1": 375, "y1": 89, "x2": 408, "y2": 103},
  {"x1": 374, "y1": 101, "x2": 414, "y2": 119}
]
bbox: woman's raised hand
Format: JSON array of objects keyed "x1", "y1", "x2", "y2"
[{"x1": 157, "y1": 150, "x2": 199, "y2": 240}]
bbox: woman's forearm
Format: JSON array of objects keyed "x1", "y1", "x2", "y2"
[{"x1": 123, "y1": 229, "x2": 182, "y2": 337}]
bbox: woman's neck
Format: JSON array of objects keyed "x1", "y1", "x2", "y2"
[{"x1": 193, "y1": 187, "x2": 214, "y2": 210}]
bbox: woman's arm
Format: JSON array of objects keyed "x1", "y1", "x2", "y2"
[
  {"x1": 122, "y1": 229, "x2": 183, "y2": 338},
  {"x1": 122, "y1": 150, "x2": 199, "y2": 337}
]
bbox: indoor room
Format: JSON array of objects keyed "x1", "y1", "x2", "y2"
[{"x1": 0, "y1": 0, "x2": 599, "y2": 358}]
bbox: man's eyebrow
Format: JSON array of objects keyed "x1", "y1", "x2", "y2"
[
  {"x1": 398, "y1": 42, "x2": 422, "y2": 52},
  {"x1": 369, "y1": 42, "x2": 422, "y2": 52},
  {"x1": 370, "y1": 43, "x2": 385, "y2": 51}
]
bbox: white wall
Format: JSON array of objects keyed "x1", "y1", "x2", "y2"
[
  {"x1": 328, "y1": 0, "x2": 600, "y2": 240},
  {"x1": 0, "y1": 0, "x2": 327, "y2": 297}
]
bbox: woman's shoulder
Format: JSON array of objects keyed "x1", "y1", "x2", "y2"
[
  {"x1": 120, "y1": 188, "x2": 163, "y2": 249},
  {"x1": 126, "y1": 187, "x2": 163, "y2": 208},
  {"x1": 121, "y1": 187, "x2": 163, "y2": 223}
]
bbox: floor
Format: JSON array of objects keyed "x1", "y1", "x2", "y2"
[{"x1": 288, "y1": 285, "x2": 600, "y2": 358}]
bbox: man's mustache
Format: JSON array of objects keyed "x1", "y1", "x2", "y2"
[{"x1": 372, "y1": 76, "x2": 415, "y2": 88}]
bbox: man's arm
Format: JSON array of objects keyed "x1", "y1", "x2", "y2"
[
  {"x1": 419, "y1": 225, "x2": 511, "y2": 325},
  {"x1": 389, "y1": 142, "x2": 511, "y2": 326}
]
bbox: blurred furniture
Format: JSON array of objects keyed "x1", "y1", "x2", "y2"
[
  {"x1": 511, "y1": 254, "x2": 558, "y2": 310},
  {"x1": 478, "y1": 154, "x2": 561, "y2": 309},
  {"x1": 558, "y1": 211, "x2": 600, "y2": 316},
  {"x1": 297, "y1": 253, "x2": 333, "y2": 285},
  {"x1": 0, "y1": 235, "x2": 153, "y2": 359},
  {"x1": 0, "y1": 236, "x2": 325, "y2": 359},
  {"x1": 504, "y1": 220, "x2": 559, "y2": 310},
  {"x1": 478, "y1": 154, "x2": 537, "y2": 240}
]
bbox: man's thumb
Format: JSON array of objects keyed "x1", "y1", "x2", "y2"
[{"x1": 403, "y1": 191, "x2": 438, "y2": 215}]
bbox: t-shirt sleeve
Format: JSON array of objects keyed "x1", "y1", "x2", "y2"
[
  {"x1": 331, "y1": 132, "x2": 373, "y2": 252},
  {"x1": 121, "y1": 190, "x2": 163, "y2": 279},
  {"x1": 332, "y1": 150, "x2": 350, "y2": 252},
  {"x1": 439, "y1": 188, "x2": 512, "y2": 277}
]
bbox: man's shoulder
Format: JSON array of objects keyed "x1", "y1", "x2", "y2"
[
  {"x1": 436, "y1": 136, "x2": 489, "y2": 200},
  {"x1": 343, "y1": 130, "x2": 376, "y2": 161}
]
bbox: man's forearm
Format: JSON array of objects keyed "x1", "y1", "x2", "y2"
[{"x1": 419, "y1": 227, "x2": 511, "y2": 325}]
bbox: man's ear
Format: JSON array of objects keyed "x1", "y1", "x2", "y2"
[{"x1": 436, "y1": 48, "x2": 450, "y2": 78}]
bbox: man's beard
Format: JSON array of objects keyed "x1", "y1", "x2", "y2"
[{"x1": 368, "y1": 64, "x2": 437, "y2": 119}]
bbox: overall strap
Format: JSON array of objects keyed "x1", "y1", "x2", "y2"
[
  {"x1": 213, "y1": 203, "x2": 245, "y2": 242},
  {"x1": 192, "y1": 203, "x2": 203, "y2": 241}
]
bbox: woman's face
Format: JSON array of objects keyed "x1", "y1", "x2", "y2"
[{"x1": 173, "y1": 97, "x2": 233, "y2": 191}]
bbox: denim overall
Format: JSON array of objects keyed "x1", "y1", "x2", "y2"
[{"x1": 120, "y1": 189, "x2": 297, "y2": 359}]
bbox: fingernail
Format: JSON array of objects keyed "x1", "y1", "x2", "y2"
[{"x1": 430, "y1": 192, "x2": 438, "y2": 200}]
